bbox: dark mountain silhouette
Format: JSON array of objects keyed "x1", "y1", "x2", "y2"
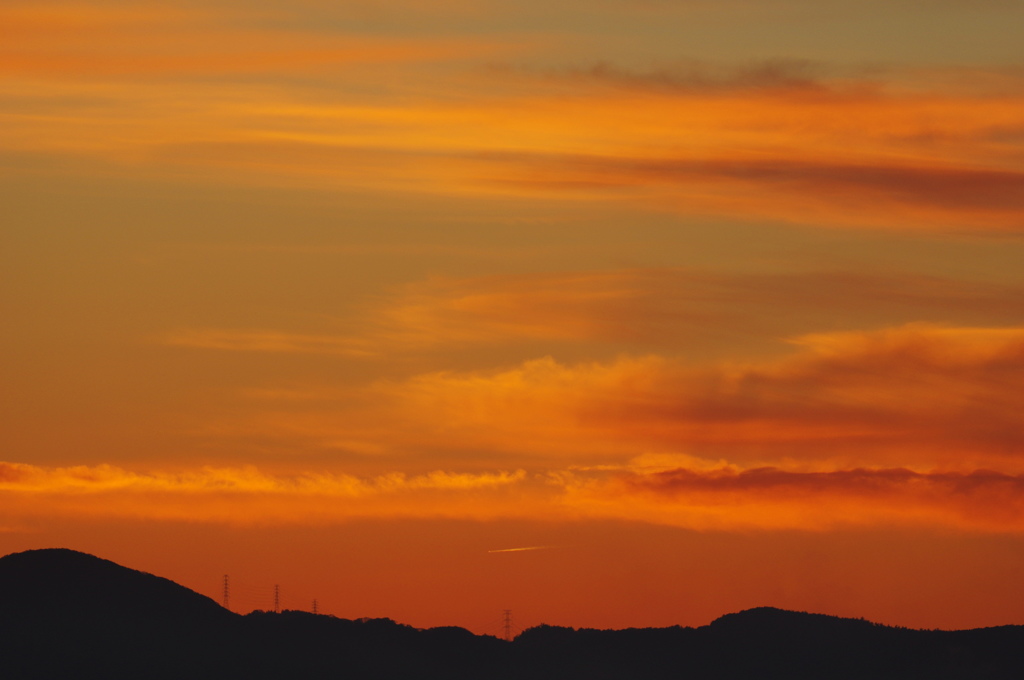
[
  {"x1": 1, "y1": 549, "x2": 1022, "y2": 679},
  {"x1": 0, "y1": 548, "x2": 231, "y2": 624},
  {"x1": 0, "y1": 548, "x2": 236, "y2": 680}
]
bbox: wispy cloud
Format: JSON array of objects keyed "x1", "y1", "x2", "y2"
[
  {"x1": 0, "y1": 3, "x2": 490, "y2": 78},
  {"x1": 483, "y1": 154, "x2": 1024, "y2": 230},
  {"x1": 163, "y1": 329, "x2": 373, "y2": 357},
  {"x1": 160, "y1": 269, "x2": 1024, "y2": 357},
  {"x1": 493, "y1": 58, "x2": 836, "y2": 94}
]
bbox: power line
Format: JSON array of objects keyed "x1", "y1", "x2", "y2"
[
  {"x1": 503, "y1": 609, "x2": 513, "y2": 642},
  {"x1": 215, "y1": 574, "x2": 325, "y2": 616}
]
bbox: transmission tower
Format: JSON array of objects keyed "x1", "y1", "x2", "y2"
[
  {"x1": 503, "y1": 609, "x2": 513, "y2": 642},
  {"x1": 274, "y1": 584, "x2": 280, "y2": 613},
  {"x1": 312, "y1": 599, "x2": 318, "y2": 615},
  {"x1": 222, "y1": 575, "x2": 230, "y2": 611}
]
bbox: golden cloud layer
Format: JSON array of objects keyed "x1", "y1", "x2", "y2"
[
  {"x1": 10, "y1": 322, "x2": 1024, "y2": 530},
  {"x1": 172, "y1": 322, "x2": 1024, "y2": 482},
  {"x1": 3, "y1": 459, "x2": 1023, "y2": 533},
  {"x1": 1, "y1": 2, "x2": 1021, "y2": 231}
]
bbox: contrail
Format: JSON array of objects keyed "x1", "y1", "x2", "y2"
[{"x1": 487, "y1": 546, "x2": 551, "y2": 553}]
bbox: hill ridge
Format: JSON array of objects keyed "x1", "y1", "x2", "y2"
[{"x1": 2, "y1": 548, "x2": 1022, "y2": 679}]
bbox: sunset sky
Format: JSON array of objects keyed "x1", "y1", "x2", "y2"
[{"x1": 3, "y1": 0, "x2": 1024, "y2": 634}]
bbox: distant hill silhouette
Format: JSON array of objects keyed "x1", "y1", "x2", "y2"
[
  {"x1": 0, "y1": 548, "x2": 231, "y2": 624},
  {"x1": 0, "y1": 549, "x2": 236, "y2": 680},
  {"x1": 1, "y1": 548, "x2": 1022, "y2": 679}
]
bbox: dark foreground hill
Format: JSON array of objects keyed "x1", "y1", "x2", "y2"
[{"x1": 1, "y1": 549, "x2": 1022, "y2": 679}]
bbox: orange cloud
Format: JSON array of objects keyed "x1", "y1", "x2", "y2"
[
  {"x1": 3, "y1": 7, "x2": 1022, "y2": 233},
  {"x1": 177, "y1": 322, "x2": 1024, "y2": 491},
  {"x1": 161, "y1": 82, "x2": 1023, "y2": 232},
  {"x1": 3, "y1": 459, "x2": 1024, "y2": 533},
  {"x1": 577, "y1": 465, "x2": 1024, "y2": 532},
  {"x1": 481, "y1": 154, "x2": 1024, "y2": 231},
  {"x1": 0, "y1": 461, "x2": 535, "y2": 524}
]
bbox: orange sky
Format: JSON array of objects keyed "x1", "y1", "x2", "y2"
[{"x1": 3, "y1": 0, "x2": 1024, "y2": 634}]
